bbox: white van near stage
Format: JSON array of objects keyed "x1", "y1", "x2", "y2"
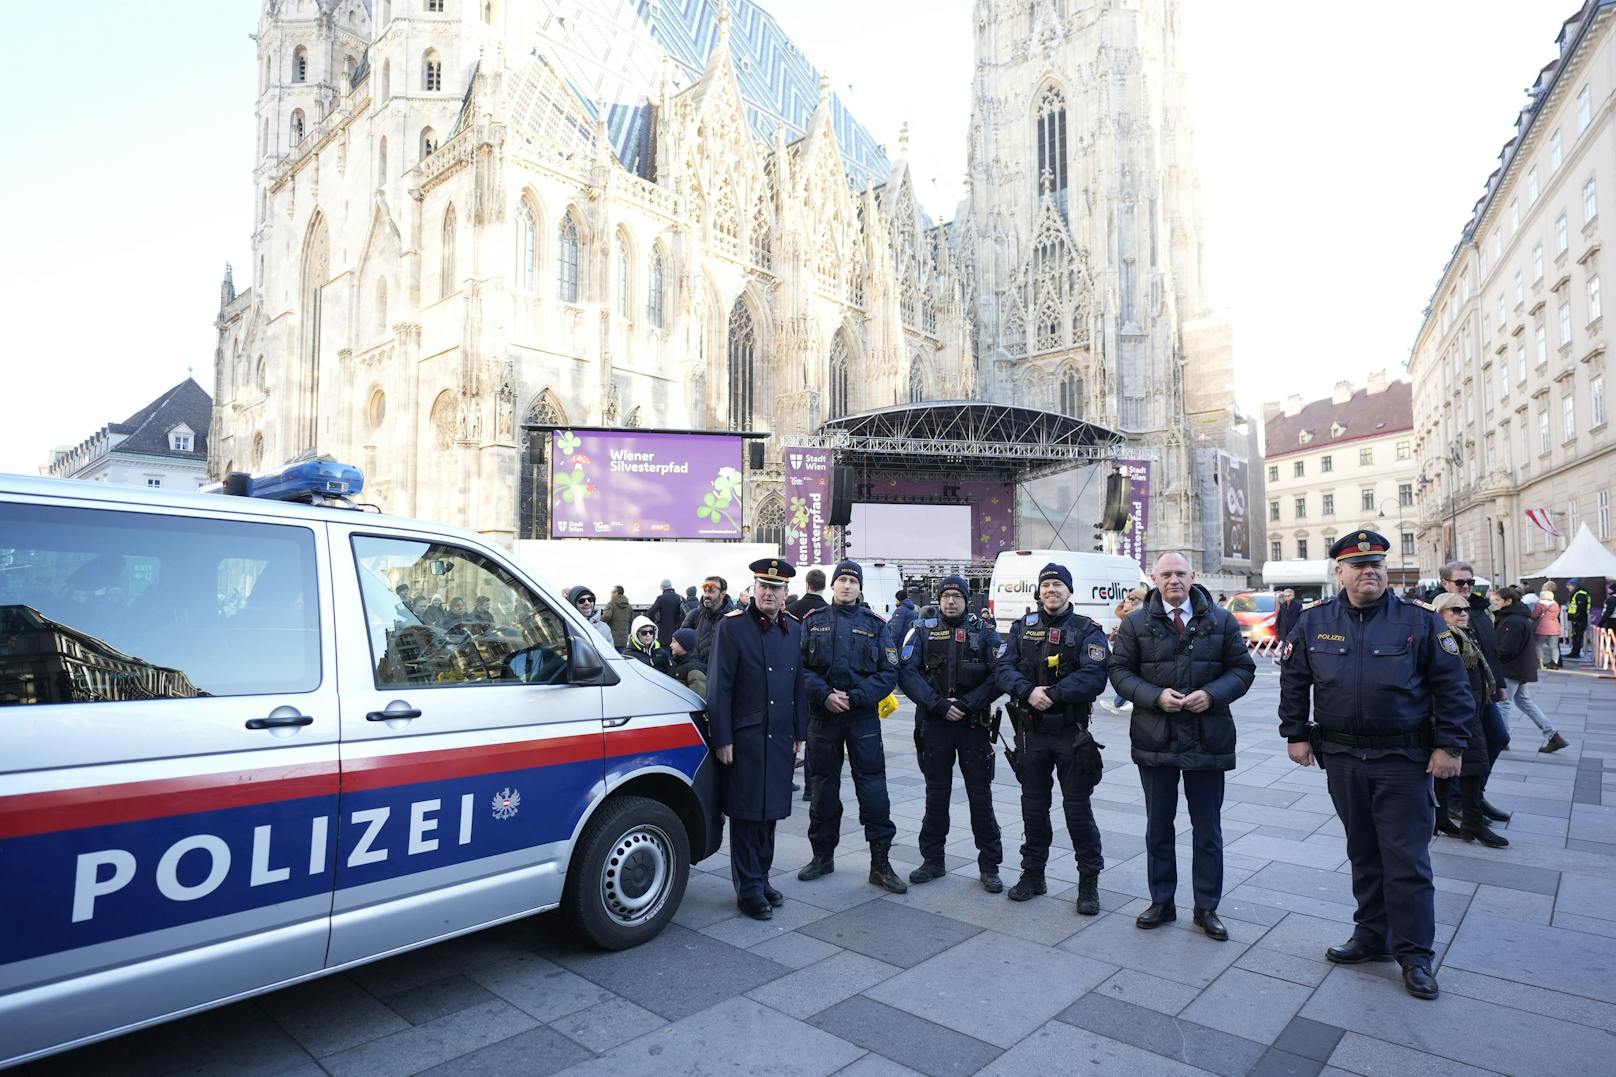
[{"x1": 987, "y1": 550, "x2": 1149, "y2": 636}]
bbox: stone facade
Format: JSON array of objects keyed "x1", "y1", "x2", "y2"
[
  {"x1": 952, "y1": 0, "x2": 1240, "y2": 567},
  {"x1": 1262, "y1": 375, "x2": 1419, "y2": 586},
  {"x1": 1409, "y1": 0, "x2": 1616, "y2": 581}
]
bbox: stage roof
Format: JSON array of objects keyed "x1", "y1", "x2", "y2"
[{"x1": 785, "y1": 401, "x2": 1126, "y2": 481}]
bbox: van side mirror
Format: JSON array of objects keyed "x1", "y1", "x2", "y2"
[{"x1": 570, "y1": 634, "x2": 617, "y2": 685}]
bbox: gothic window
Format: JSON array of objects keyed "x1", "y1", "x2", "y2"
[
  {"x1": 1003, "y1": 305, "x2": 1027, "y2": 357},
  {"x1": 293, "y1": 47, "x2": 308, "y2": 83},
  {"x1": 557, "y1": 215, "x2": 580, "y2": 303},
  {"x1": 901, "y1": 280, "x2": 918, "y2": 326},
  {"x1": 754, "y1": 495, "x2": 786, "y2": 548},
  {"x1": 1035, "y1": 83, "x2": 1068, "y2": 219},
  {"x1": 344, "y1": 54, "x2": 357, "y2": 82},
  {"x1": 1035, "y1": 299, "x2": 1061, "y2": 353},
  {"x1": 290, "y1": 109, "x2": 306, "y2": 144},
  {"x1": 440, "y1": 204, "x2": 457, "y2": 299},
  {"x1": 429, "y1": 390, "x2": 457, "y2": 451},
  {"x1": 728, "y1": 300, "x2": 757, "y2": 430},
  {"x1": 1059, "y1": 367, "x2": 1083, "y2": 416},
  {"x1": 909, "y1": 358, "x2": 926, "y2": 403},
  {"x1": 420, "y1": 127, "x2": 438, "y2": 159},
  {"x1": 713, "y1": 190, "x2": 739, "y2": 250},
  {"x1": 817, "y1": 239, "x2": 839, "y2": 295},
  {"x1": 923, "y1": 296, "x2": 937, "y2": 336},
  {"x1": 751, "y1": 201, "x2": 772, "y2": 269},
  {"x1": 378, "y1": 136, "x2": 388, "y2": 183},
  {"x1": 375, "y1": 278, "x2": 389, "y2": 337},
  {"x1": 516, "y1": 199, "x2": 537, "y2": 292},
  {"x1": 647, "y1": 247, "x2": 666, "y2": 327},
  {"x1": 423, "y1": 50, "x2": 442, "y2": 92},
  {"x1": 828, "y1": 335, "x2": 850, "y2": 419},
  {"x1": 256, "y1": 356, "x2": 268, "y2": 393}
]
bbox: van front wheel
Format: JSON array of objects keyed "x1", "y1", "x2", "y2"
[{"x1": 564, "y1": 796, "x2": 690, "y2": 950}]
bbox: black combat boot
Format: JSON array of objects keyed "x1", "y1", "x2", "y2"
[
  {"x1": 869, "y1": 843, "x2": 908, "y2": 894},
  {"x1": 908, "y1": 861, "x2": 947, "y2": 885},
  {"x1": 1007, "y1": 873, "x2": 1047, "y2": 901},
  {"x1": 1075, "y1": 873, "x2": 1100, "y2": 916},
  {"x1": 797, "y1": 853, "x2": 835, "y2": 881}
]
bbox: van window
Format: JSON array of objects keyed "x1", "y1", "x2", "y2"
[
  {"x1": 352, "y1": 535, "x2": 571, "y2": 687},
  {"x1": 0, "y1": 503, "x2": 320, "y2": 705}
]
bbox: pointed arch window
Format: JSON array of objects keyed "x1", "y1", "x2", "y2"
[
  {"x1": 293, "y1": 47, "x2": 308, "y2": 83},
  {"x1": 1035, "y1": 299, "x2": 1062, "y2": 353},
  {"x1": 1059, "y1": 367, "x2": 1083, "y2": 417},
  {"x1": 828, "y1": 335, "x2": 850, "y2": 419},
  {"x1": 420, "y1": 127, "x2": 438, "y2": 160},
  {"x1": 713, "y1": 190, "x2": 739, "y2": 251},
  {"x1": 516, "y1": 200, "x2": 537, "y2": 292},
  {"x1": 1036, "y1": 84, "x2": 1069, "y2": 219},
  {"x1": 923, "y1": 296, "x2": 937, "y2": 336},
  {"x1": 849, "y1": 261, "x2": 865, "y2": 307},
  {"x1": 751, "y1": 202, "x2": 772, "y2": 269},
  {"x1": 647, "y1": 248, "x2": 666, "y2": 327},
  {"x1": 617, "y1": 242, "x2": 632, "y2": 319},
  {"x1": 290, "y1": 109, "x2": 306, "y2": 145},
  {"x1": 728, "y1": 300, "x2": 757, "y2": 430},
  {"x1": 909, "y1": 358, "x2": 926, "y2": 403},
  {"x1": 754, "y1": 494, "x2": 786, "y2": 548},
  {"x1": 440, "y1": 205, "x2": 457, "y2": 299},
  {"x1": 557, "y1": 215, "x2": 580, "y2": 303},
  {"x1": 423, "y1": 50, "x2": 443, "y2": 92},
  {"x1": 901, "y1": 280, "x2": 918, "y2": 326}
]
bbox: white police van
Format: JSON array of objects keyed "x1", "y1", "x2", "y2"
[{"x1": 0, "y1": 462, "x2": 722, "y2": 1066}]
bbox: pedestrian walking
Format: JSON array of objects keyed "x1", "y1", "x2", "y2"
[
  {"x1": 797, "y1": 560, "x2": 907, "y2": 894},
  {"x1": 681, "y1": 576, "x2": 735, "y2": 664},
  {"x1": 1493, "y1": 586, "x2": 1570, "y2": 752},
  {"x1": 1109, "y1": 553, "x2": 1255, "y2": 940},
  {"x1": 995, "y1": 562, "x2": 1110, "y2": 914},
  {"x1": 650, "y1": 579, "x2": 684, "y2": 646},
  {"x1": 1534, "y1": 587, "x2": 1563, "y2": 669},
  {"x1": 1274, "y1": 588, "x2": 1302, "y2": 643},
  {"x1": 1278, "y1": 531, "x2": 1472, "y2": 1000},
  {"x1": 706, "y1": 558, "x2": 807, "y2": 920},
  {"x1": 897, "y1": 575, "x2": 1004, "y2": 892}
]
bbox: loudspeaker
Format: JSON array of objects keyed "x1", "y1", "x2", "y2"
[
  {"x1": 1100, "y1": 468, "x2": 1132, "y2": 531},
  {"x1": 747, "y1": 440, "x2": 765, "y2": 470},
  {"x1": 828, "y1": 466, "x2": 854, "y2": 526}
]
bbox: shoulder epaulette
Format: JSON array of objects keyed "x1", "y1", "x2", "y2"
[{"x1": 724, "y1": 608, "x2": 746, "y2": 617}]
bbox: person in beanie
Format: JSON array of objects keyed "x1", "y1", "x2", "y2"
[
  {"x1": 623, "y1": 614, "x2": 672, "y2": 673},
  {"x1": 995, "y1": 561, "x2": 1111, "y2": 914},
  {"x1": 566, "y1": 586, "x2": 615, "y2": 647},
  {"x1": 898, "y1": 575, "x2": 1005, "y2": 891},
  {"x1": 1109, "y1": 553, "x2": 1255, "y2": 940},
  {"x1": 797, "y1": 559, "x2": 907, "y2": 894},
  {"x1": 650, "y1": 579, "x2": 684, "y2": 647},
  {"x1": 670, "y1": 627, "x2": 706, "y2": 698}
]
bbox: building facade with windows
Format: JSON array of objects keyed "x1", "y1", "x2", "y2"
[
  {"x1": 1408, "y1": 0, "x2": 1616, "y2": 581},
  {"x1": 45, "y1": 378, "x2": 213, "y2": 491},
  {"x1": 212, "y1": 0, "x2": 1232, "y2": 557},
  {"x1": 1261, "y1": 375, "x2": 1418, "y2": 586}
]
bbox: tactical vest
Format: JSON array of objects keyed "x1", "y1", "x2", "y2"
[
  {"x1": 1014, "y1": 610, "x2": 1096, "y2": 726},
  {"x1": 916, "y1": 609, "x2": 992, "y2": 698}
]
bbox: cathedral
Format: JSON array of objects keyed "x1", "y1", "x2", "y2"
[{"x1": 212, "y1": 0, "x2": 1237, "y2": 566}]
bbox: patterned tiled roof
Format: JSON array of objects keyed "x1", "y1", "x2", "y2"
[
  {"x1": 1264, "y1": 381, "x2": 1412, "y2": 461},
  {"x1": 533, "y1": 0, "x2": 891, "y2": 184}
]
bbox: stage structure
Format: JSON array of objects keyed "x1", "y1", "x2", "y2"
[{"x1": 781, "y1": 401, "x2": 1129, "y2": 584}]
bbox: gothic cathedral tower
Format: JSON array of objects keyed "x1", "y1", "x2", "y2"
[{"x1": 958, "y1": 0, "x2": 1234, "y2": 562}]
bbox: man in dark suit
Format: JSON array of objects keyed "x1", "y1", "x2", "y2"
[{"x1": 707, "y1": 558, "x2": 809, "y2": 920}]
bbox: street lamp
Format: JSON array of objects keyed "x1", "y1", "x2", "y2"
[
  {"x1": 1443, "y1": 439, "x2": 1463, "y2": 563},
  {"x1": 1379, "y1": 497, "x2": 1408, "y2": 587}
]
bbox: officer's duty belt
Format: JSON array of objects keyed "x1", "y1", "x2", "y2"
[{"x1": 1316, "y1": 727, "x2": 1431, "y2": 750}]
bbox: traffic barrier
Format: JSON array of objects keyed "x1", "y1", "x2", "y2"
[
  {"x1": 1249, "y1": 637, "x2": 1286, "y2": 663},
  {"x1": 1596, "y1": 625, "x2": 1616, "y2": 680}
]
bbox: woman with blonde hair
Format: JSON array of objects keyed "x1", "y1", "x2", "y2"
[{"x1": 1533, "y1": 586, "x2": 1563, "y2": 670}]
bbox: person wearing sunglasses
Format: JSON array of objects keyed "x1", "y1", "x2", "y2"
[
  {"x1": 1438, "y1": 563, "x2": 1517, "y2": 815},
  {"x1": 622, "y1": 614, "x2": 672, "y2": 674}
]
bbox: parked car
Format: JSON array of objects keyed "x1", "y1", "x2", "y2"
[{"x1": 1225, "y1": 591, "x2": 1279, "y2": 643}]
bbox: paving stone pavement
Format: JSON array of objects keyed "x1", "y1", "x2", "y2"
[{"x1": 25, "y1": 662, "x2": 1616, "y2": 1076}]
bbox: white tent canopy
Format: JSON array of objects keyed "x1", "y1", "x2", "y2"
[{"x1": 1523, "y1": 523, "x2": 1616, "y2": 579}]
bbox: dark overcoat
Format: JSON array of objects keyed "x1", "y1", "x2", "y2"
[
  {"x1": 706, "y1": 603, "x2": 809, "y2": 821},
  {"x1": 1109, "y1": 584, "x2": 1256, "y2": 770}
]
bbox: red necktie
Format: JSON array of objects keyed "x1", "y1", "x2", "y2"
[{"x1": 1172, "y1": 608, "x2": 1186, "y2": 634}]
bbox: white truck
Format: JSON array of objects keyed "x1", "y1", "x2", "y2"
[{"x1": 1261, "y1": 559, "x2": 1337, "y2": 604}]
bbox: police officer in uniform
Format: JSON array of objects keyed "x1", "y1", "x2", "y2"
[
  {"x1": 797, "y1": 560, "x2": 908, "y2": 894},
  {"x1": 995, "y1": 563, "x2": 1111, "y2": 913},
  {"x1": 898, "y1": 575, "x2": 1005, "y2": 892},
  {"x1": 1279, "y1": 531, "x2": 1471, "y2": 999},
  {"x1": 707, "y1": 558, "x2": 809, "y2": 920}
]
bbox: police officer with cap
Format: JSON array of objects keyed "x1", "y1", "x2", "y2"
[
  {"x1": 1279, "y1": 531, "x2": 1471, "y2": 999},
  {"x1": 797, "y1": 559, "x2": 907, "y2": 893},
  {"x1": 707, "y1": 557, "x2": 809, "y2": 920},
  {"x1": 995, "y1": 562, "x2": 1111, "y2": 913},
  {"x1": 898, "y1": 574, "x2": 1005, "y2": 892}
]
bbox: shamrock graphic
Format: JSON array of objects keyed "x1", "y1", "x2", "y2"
[
  {"x1": 557, "y1": 430, "x2": 581, "y2": 456},
  {"x1": 712, "y1": 466, "x2": 743, "y2": 500},
  {"x1": 789, "y1": 495, "x2": 810, "y2": 528},
  {"x1": 554, "y1": 465, "x2": 589, "y2": 506}
]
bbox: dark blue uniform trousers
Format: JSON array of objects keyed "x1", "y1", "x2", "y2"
[
  {"x1": 1138, "y1": 765, "x2": 1224, "y2": 910},
  {"x1": 1323, "y1": 752, "x2": 1437, "y2": 968},
  {"x1": 1018, "y1": 727, "x2": 1104, "y2": 876},
  {"x1": 729, "y1": 818, "x2": 776, "y2": 903},
  {"x1": 918, "y1": 719, "x2": 1002, "y2": 870},
  {"x1": 807, "y1": 715, "x2": 897, "y2": 854}
]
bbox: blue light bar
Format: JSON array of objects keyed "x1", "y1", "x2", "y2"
[{"x1": 205, "y1": 459, "x2": 365, "y2": 501}]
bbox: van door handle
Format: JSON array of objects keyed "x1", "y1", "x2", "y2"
[
  {"x1": 366, "y1": 705, "x2": 423, "y2": 722},
  {"x1": 246, "y1": 710, "x2": 314, "y2": 730}
]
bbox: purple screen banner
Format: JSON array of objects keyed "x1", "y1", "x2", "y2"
[
  {"x1": 784, "y1": 447, "x2": 833, "y2": 565},
  {"x1": 1114, "y1": 459, "x2": 1152, "y2": 571},
  {"x1": 551, "y1": 430, "x2": 743, "y2": 539}
]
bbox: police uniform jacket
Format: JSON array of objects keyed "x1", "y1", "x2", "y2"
[
  {"x1": 1568, "y1": 587, "x2": 1591, "y2": 622},
  {"x1": 897, "y1": 609, "x2": 1002, "y2": 722},
  {"x1": 706, "y1": 602, "x2": 809, "y2": 821},
  {"x1": 1109, "y1": 584, "x2": 1256, "y2": 771},
  {"x1": 1277, "y1": 590, "x2": 1472, "y2": 759},
  {"x1": 994, "y1": 605, "x2": 1111, "y2": 721},
  {"x1": 800, "y1": 602, "x2": 898, "y2": 722}
]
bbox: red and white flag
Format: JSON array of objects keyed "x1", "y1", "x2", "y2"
[{"x1": 1525, "y1": 508, "x2": 1563, "y2": 538}]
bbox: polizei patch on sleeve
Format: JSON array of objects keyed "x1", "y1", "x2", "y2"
[
  {"x1": 885, "y1": 646, "x2": 899, "y2": 666},
  {"x1": 1087, "y1": 643, "x2": 1106, "y2": 663},
  {"x1": 1437, "y1": 630, "x2": 1460, "y2": 656}
]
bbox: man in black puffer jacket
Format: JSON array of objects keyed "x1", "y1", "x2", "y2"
[{"x1": 1109, "y1": 553, "x2": 1255, "y2": 941}]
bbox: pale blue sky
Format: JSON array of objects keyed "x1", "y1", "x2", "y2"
[{"x1": 0, "y1": 2, "x2": 1561, "y2": 472}]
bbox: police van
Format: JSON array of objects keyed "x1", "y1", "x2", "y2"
[{"x1": 0, "y1": 462, "x2": 722, "y2": 1066}]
